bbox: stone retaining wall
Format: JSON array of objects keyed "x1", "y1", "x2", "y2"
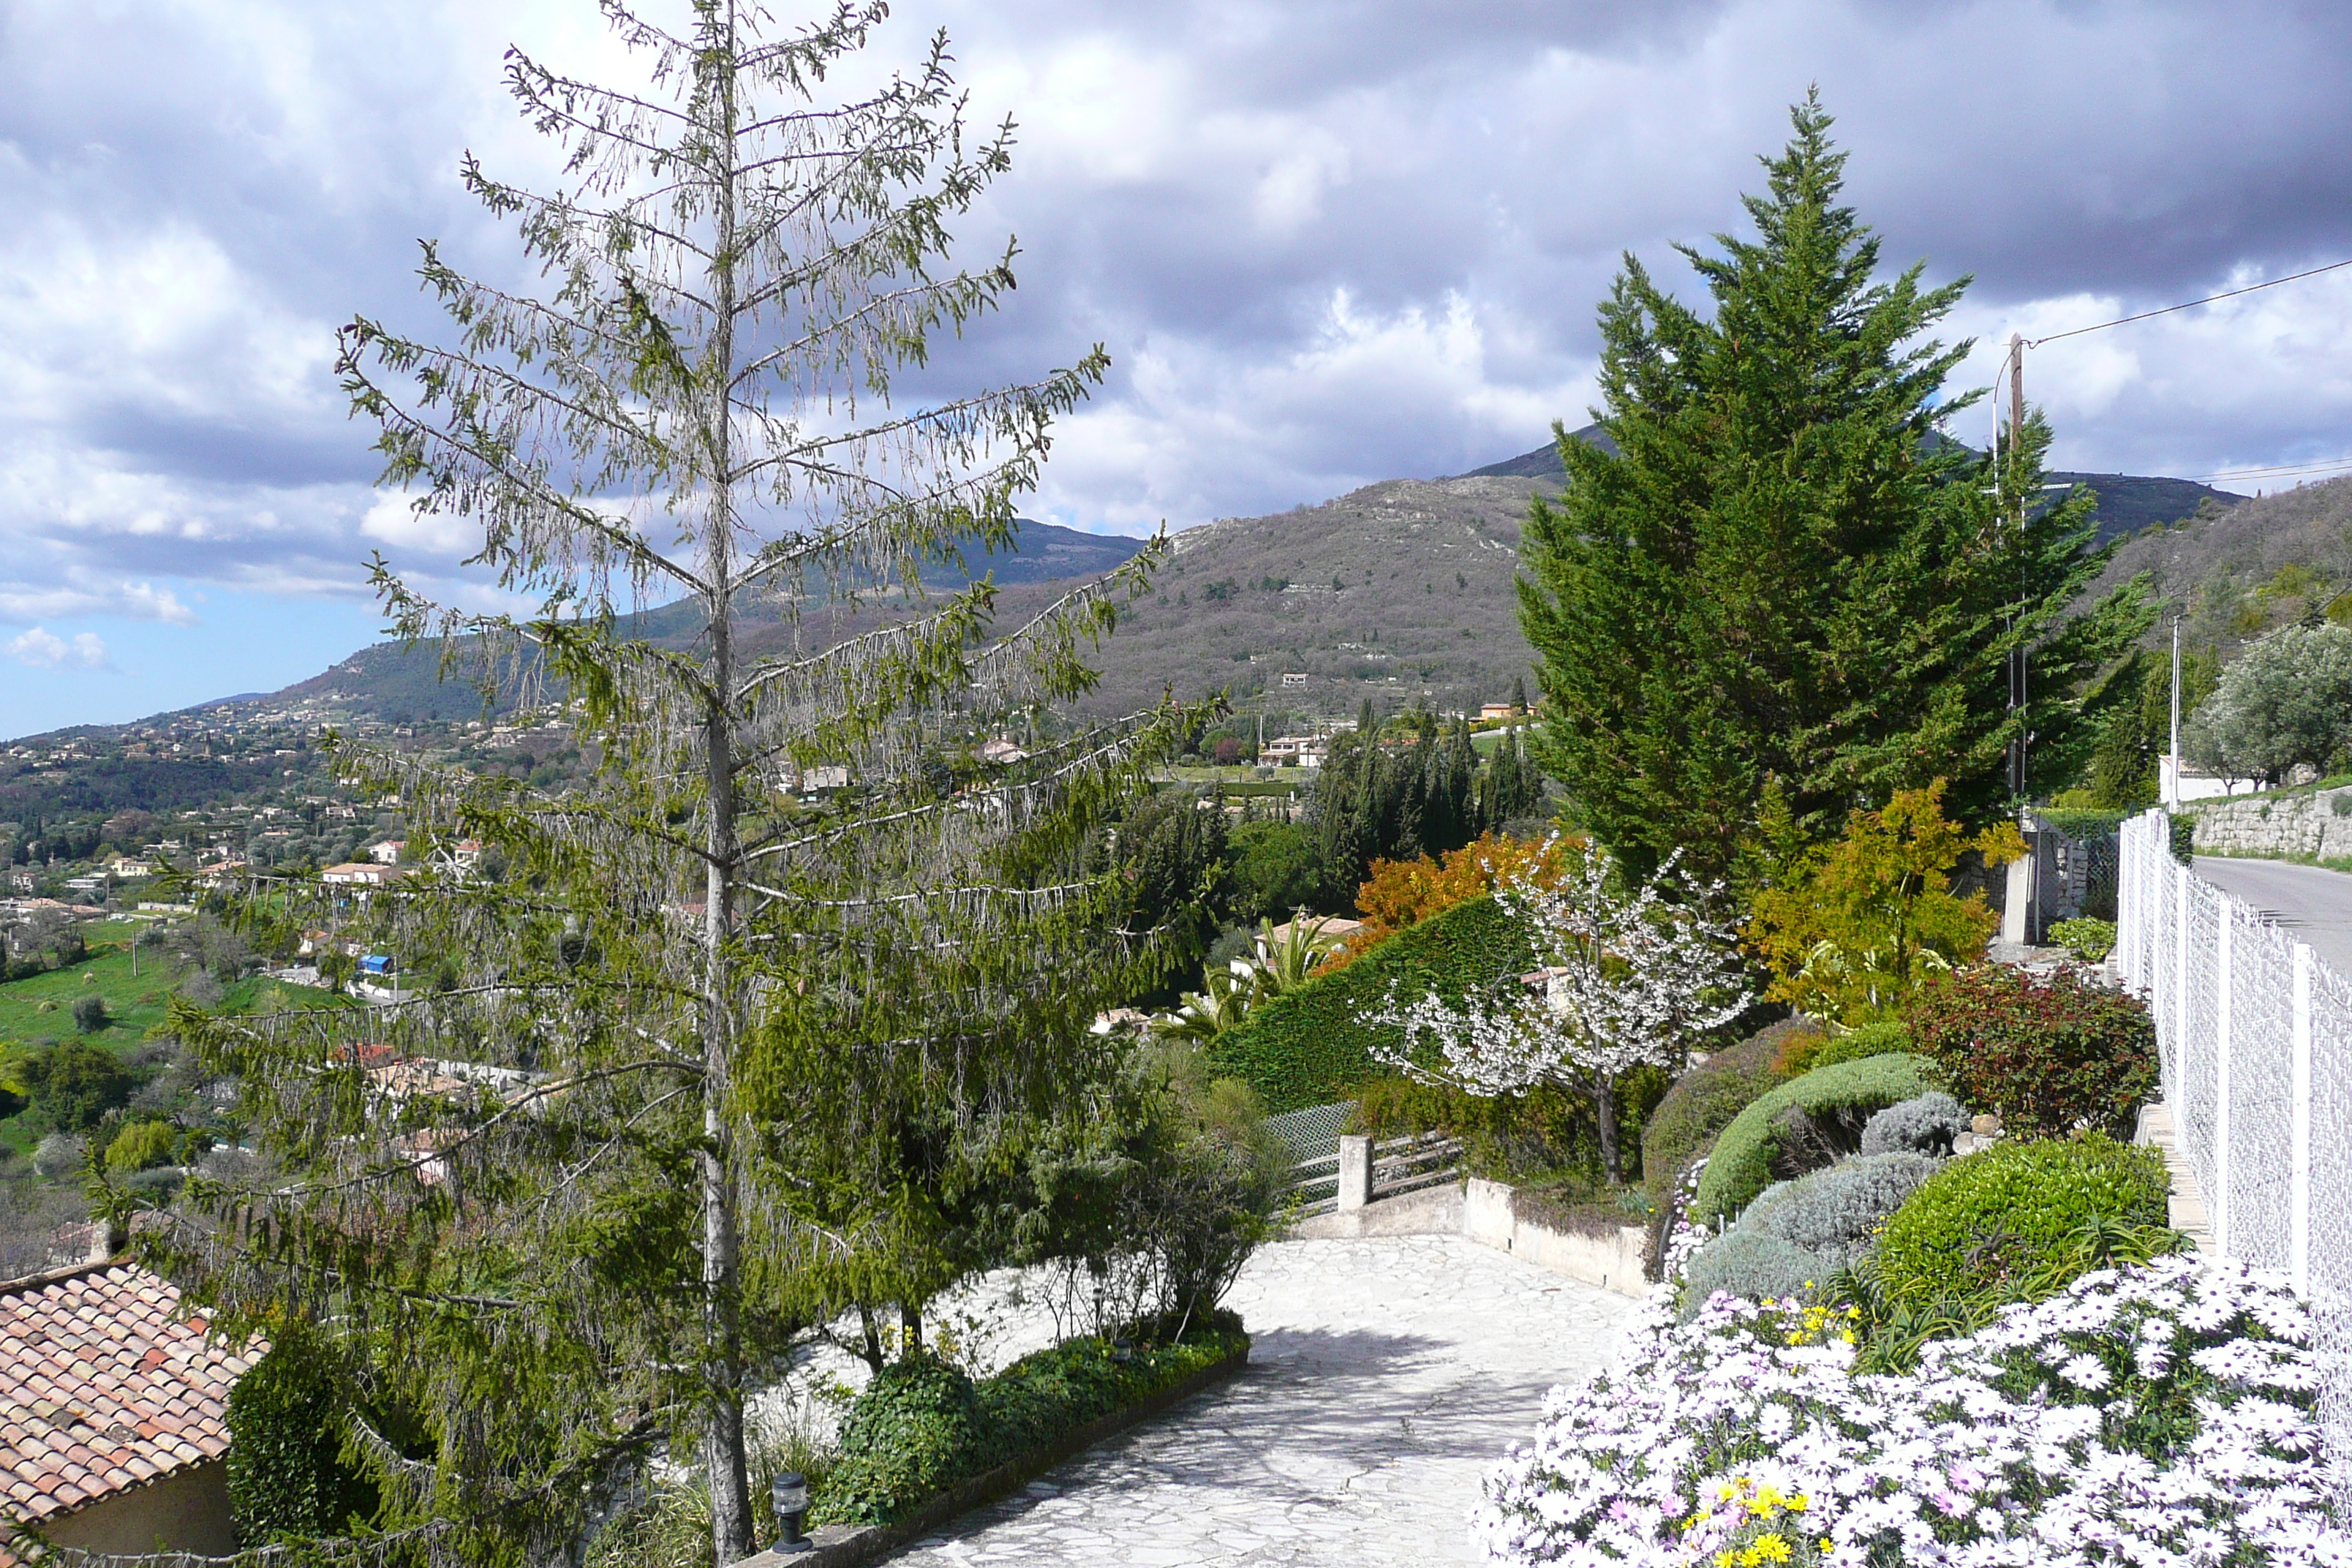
[{"x1": 2187, "y1": 787, "x2": 2352, "y2": 859}]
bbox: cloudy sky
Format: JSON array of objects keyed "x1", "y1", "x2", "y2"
[{"x1": 5, "y1": 0, "x2": 2352, "y2": 737}]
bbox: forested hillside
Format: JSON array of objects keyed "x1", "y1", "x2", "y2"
[{"x1": 2090, "y1": 475, "x2": 2352, "y2": 652}]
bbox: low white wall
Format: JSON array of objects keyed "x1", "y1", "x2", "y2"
[{"x1": 1463, "y1": 1179, "x2": 1649, "y2": 1298}]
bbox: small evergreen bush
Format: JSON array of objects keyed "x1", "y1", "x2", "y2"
[
  {"x1": 1679, "y1": 1228, "x2": 1824, "y2": 1316},
  {"x1": 1809, "y1": 1019, "x2": 1913, "y2": 1071},
  {"x1": 225, "y1": 1319, "x2": 376, "y2": 1541},
  {"x1": 1690, "y1": 1055, "x2": 1934, "y2": 1226},
  {"x1": 1742, "y1": 1151, "x2": 1941, "y2": 1263},
  {"x1": 1909, "y1": 965, "x2": 2156, "y2": 1139},
  {"x1": 1859, "y1": 1092, "x2": 1967, "y2": 1158},
  {"x1": 1872, "y1": 1135, "x2": 2172, "y2": 1307},
  {"x1": 105, "y1": 1118, "x2": 177, "y2": 1172},
  {"x1": 2047, "y1": 917, "x2": 2117, "y2": 963},
  {"x1": 810, "y1": 1316, "x2": 1248, "y2": 1528},
  {"x1": 813, "y1": 1357, "x2": 990, "y2": 1527}
]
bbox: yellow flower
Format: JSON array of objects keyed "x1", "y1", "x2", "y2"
[
  {"x1": 1787, "y1": 1495, "x2": 1807, "y2": 1512},
  {"x1": 1751, "y1": 1531, "x2": 1793, "y2": 1564},
  {"x1": 1819, "y1": 1539, "x2": 1833, "y2": 1553},
  {"x1": 1715, "y1": 1553, "x2": 1734, "y2": 1568}
]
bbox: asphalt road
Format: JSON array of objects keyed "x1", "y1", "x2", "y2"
[{"x1": 2193, "y1": 856, "x2": 2352, "y2": 978}]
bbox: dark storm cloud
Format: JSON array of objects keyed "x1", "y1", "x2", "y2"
[{"x1": 4, "y1": 0, "x2": 2352, "y2": 647}]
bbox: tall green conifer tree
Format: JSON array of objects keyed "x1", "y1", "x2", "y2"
[
  {"x1": 143, "y1": 7, "x2": 1185, "y2": 1565},
  {"x1": 1517, "y1": 94, "x2": 2147, "y2": 876}
]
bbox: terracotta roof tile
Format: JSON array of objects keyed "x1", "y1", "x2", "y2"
[{"x1": 0, "y1": 1261, "x2": 260, "y2": 1532}]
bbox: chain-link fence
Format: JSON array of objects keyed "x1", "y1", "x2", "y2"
[
  {"x1": 2117, "y1": 810, "x2": 2352, "y2": 1503},
  {"x1": 1265, "y1": 1101, "x2": 1356, "y2": 1214}
]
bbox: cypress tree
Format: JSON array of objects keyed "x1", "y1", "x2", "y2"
[{"x1": 1517, "y1": 93, "x2": 2148, "y2": 877}]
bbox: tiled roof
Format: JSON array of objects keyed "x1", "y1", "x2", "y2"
[{"x1": 0, "y1": 1260, "x2": 258, "y2": 1529}]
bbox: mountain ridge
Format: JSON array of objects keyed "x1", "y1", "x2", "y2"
[{"x1": 1466, "y1": 426, "x2": 2240, "y2": 548}]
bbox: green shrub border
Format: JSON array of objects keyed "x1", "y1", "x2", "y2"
[
  {"x1": 811, "y1": 1321, "x2": 1251, "y2": 1532},
  {"x1": 1689, "y1": 1054, "x2": 1936, "y2": 1226},
  {"x1": 1869, "y1": 1134, "x2": 2172, "y2": 1309},
  {"x1": 1207, "y1": 895, "x2": 1534, "y2": 1112}
]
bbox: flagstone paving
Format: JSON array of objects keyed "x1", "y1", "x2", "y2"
[{"x1": 878, "y1": 1233, "x2": 1637, "y2": 1567}]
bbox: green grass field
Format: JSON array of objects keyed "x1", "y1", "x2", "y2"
[
  {"x1": 0, "y1": 922, "x2": 188, "y2": 1053},
  {"x1": 0, "y1": 921, "x2": 349, "y2": 1157}
]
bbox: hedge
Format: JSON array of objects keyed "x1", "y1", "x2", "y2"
[
  {"x1": 811, "y1": 1313, "x2": 1250, "y2": 1527},
  {"x1": 1689, "y1": 1054, "x2": 1936, "y2": 1226},
  {"x1": 1804, "y1": 1019, "x2": 1914, "y2": 1074},
  {"x1": 1640, "y1": 1018, "x2": 1813, "y2": 1205},
  {"x1": 1871, "y1": 1134, "x2": 2172, "y2": 1306},
  {"x1": 1206, "y1": 894, "x2": 1534, "y2": 1112}
]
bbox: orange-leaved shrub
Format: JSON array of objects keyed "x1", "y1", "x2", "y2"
[{"x1": 1330, "y1": 830, "x2": 1580, "y2": 970}]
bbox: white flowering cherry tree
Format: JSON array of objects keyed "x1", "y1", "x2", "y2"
[{"x1": 1371, "y1": 843, "x2": 1751, "y2": 1184}]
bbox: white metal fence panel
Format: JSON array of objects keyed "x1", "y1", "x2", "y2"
[{"x1": 2116, "y1": 810, "x2": 2352, "y2": 1504}]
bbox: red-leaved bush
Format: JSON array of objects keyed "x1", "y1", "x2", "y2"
[{"x1": 1908, "y1": 965, "x2": 2157, "y2": 1139}]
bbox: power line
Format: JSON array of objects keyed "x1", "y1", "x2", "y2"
[
  {"x1": 2024, "y1": 257, "x2": 2352, "y2": 347},
  {"x1": 2182, "y1": 455, "x2": 2352, "y2": 483}
]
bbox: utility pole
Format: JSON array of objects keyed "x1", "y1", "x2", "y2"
[
  {"x1": 2168, "y1": 615, "x2": 2183, "y2": 808},
  {"x1": 2006, "y1": 332, "x2": 2029, "y2": 802}
]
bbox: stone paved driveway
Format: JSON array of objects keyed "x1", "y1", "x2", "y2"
[{"x1": 880, "y1": 1234, "x2": 1636, "y2": 1567}]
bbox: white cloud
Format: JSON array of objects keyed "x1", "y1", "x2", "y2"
[
  {"x1": 361, "y1": 491, "x2": 478, "y2": 557},
  {"x1": 0, "y1": 578, "x2": 197, "y2": 625},
  {"x1": 7, "y1": 627, "x2": 113, "y2": 671}
]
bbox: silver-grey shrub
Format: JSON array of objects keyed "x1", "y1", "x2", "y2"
[
  {"x1": 1861, "y1": 1091, "x2": 1968, "y2": 1158},
  {"x1": 1743, "y1": 1151, "x2": 1940, "y2": 1264},
  {"x1": 1678, "y1": 1228, "x2": 1824, "y2": 1317}
]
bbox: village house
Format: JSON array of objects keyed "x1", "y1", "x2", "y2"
[
  {"x1": 320, "y1": 862, "x2": 407, "y2": 900},
  {"x1": 367, "y1": 839, "x2": 406, "y2": 865},
  {"x1": 0, "y1": 1259, "x2": 257, "y2": 1560}
]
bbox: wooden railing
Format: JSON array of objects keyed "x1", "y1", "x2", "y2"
[{"x1": 1286, "y1": 1130, "x2": 1463, "y2": 1218}]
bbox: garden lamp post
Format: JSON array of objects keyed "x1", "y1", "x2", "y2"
[{"x1": 770, "y1": 1471, "x2": 812, "y2": 1555}]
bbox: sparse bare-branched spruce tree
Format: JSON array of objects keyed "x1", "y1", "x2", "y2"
[{"x1": 134, "y1": 5, "x2": 1188, "y2": 1565}]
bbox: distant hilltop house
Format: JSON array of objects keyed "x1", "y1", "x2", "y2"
[
  {"x1": 1479, "y1": 702, "x2": 1521, "y2": 722},
  {"x1": 791, "y1": 764, "x2": 851, "y2": 792},
  {"x1": 105, "y1": 857, "x2": 154, "y2": 878},
  {"x1": 0, "y1": 1258, "x2": 258, "y2": 1561},
  {"x1": 320, "y1": 862, "x2": 407, "y2": 891},
  {"x1": 368, "y1": 838, "x2": 406, "y2": 865},
  {"x1": 1261, "y1": 735, "x2": 1330, "y2": 768},
  {"x1": 195, "y1": 860, "x2": 248, "y2": 890},
  {"x1": 1279, "y1": 672, "x2": 1311, "y2": 688},
  {"x1": 976, "y1": 738, "x2": 1028, "y2": 765},
  {"x1": 2159, "y1": 755, "x2": 2263, "y2": 804}
]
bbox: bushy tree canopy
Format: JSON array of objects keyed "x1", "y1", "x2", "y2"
[{"x1": 2184, "y1": 622, "x2": 2352, "y2": 785}]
